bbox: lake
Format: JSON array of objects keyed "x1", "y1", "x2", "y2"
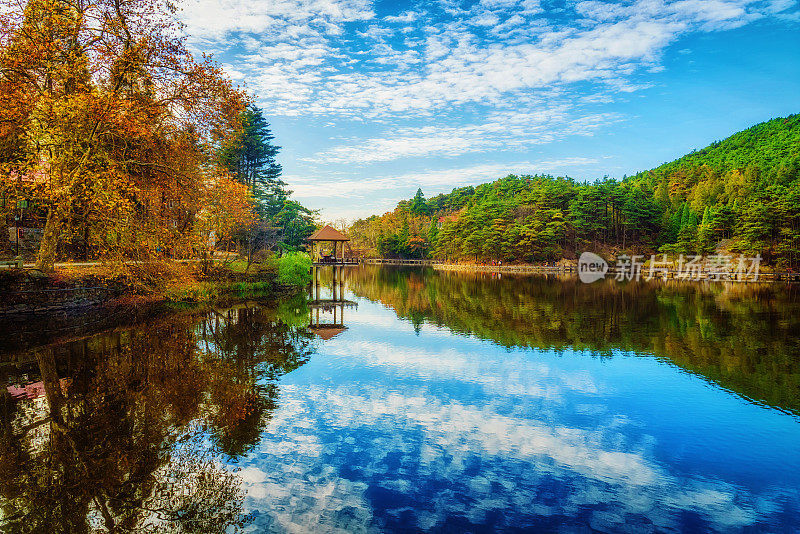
[{"x1": 1, "y1": 266, "x2": 799, "y2": 533}]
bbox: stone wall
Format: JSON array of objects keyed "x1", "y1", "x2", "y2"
[{"x1": 0, "y1": 273, "x2": 116, "y2": 315}]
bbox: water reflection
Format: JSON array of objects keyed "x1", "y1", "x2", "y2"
[
  {"x1": 0, "y1": 303, "x2": 315, "y2": 533},
  {"x1": 309, "y1": 265, "x2": 358, "y2": 341},
  {"x1": 231, "y1": 267, "x2": 800, "y2": 532},
  {"x1": 345, "y1": 266, "x2": 800, "y2": 416},
  {"x1": 1, "y1": 268, "x2": 800, "y2": 533}
]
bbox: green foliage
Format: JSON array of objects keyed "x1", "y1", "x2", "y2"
[
  {"x1": 349, "y1": 113, "x2": 800, "y2": 266},
  {"x1": 218, "y1": 105, "x2": 283, "y2": 212},
  {"x1": 219, "y1": 104, "x2": 317, "y2": 254},
  {"x1": 275, "y1": 200, "x2": 317, "y2": 251},
  {"x1": 231, "y1": 280, "x2": 273, "y2": 297},
  {"x1": 276, "y1": 292, "x2": 312, "y2": 328},
  {"x1": 164, "y1": 279, "x2": 276, "y2": 302},
  {"x1": 277, "y1": 252, "x2": 312, "y2": 286},
  {"x1": 164, "y1": 282, "x2": 221, "y2": 303},
  {"x1": 409, "y1": 188, "x2": 429, "y2": 216},
  {"x1": 646, "y1": 114, "x2": 800, "y2": 178}
]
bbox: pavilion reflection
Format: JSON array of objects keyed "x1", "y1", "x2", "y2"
[{"x1": 309, "y1": 265, "x2": 357, "y2": 341}]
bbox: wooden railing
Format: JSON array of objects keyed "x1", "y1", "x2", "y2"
[
  {"x1": 434, "y1": 263, "x2": 575, "y2": 274},
  {"x1": 361, "y1": 258, "x2": 436, "y2": 266},
  {"x1": 313, "y1": 259, "x2": 360, "y2": 266},
  {"x1": 361, "y1": 259, "x2": 572, "y2": 272},
  {"x1": 0, "y1": 257, "x2": 24, "y2": 269}
]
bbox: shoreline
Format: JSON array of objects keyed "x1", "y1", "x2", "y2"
[
  {"x1": 0, "y1": 284, "x2": 302, "y2": 359},
  {"x1": 362, "y1": 259, "x2": 800, "y2": 283},
  {"x1": 0, "y1": 266, "x2": 296, "y2": 316}
]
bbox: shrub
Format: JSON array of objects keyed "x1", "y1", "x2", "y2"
[
  {"x1": 163, "y1": 281, "x2": 219, "y2": 302},
  {"x1": 231, "y1": 280, "x2": 273, "y2": 297},
  {"x1": 277, "y1": 252, "x2": 312, "y2": 287}
]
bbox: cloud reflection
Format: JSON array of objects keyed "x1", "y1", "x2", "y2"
[{"x1": 237, "y1": 300, "x2": 800, "y2": 533}]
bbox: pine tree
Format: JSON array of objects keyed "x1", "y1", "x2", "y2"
[
  {"x1": 409, "y1": 188, "x2": 429, "y2": 216},
  {"x1": 427, "y1": 218, "x2": 439, "y2": 254},
  {"x1": 219, "y1": 105, "x2": 284, "y2": 220},
  {"x1": 697, "y1": 206, "x2": 715, "y2": 254}
]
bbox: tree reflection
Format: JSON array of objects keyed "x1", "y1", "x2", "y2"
[
  {"x1": 0, "y1": 302, "x2": 315, "y2": 533},
  {"x1": 196, "y1": 303, "x2": 314, "y2": 457},
  {"x1": 347, "y1": 266, "x2": 800, "y2": 415}
]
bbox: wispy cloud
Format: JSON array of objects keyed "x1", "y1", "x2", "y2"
[
  {"x1": 305, "y1": 110, "x2": 620, "y2": 164},
  {"x1": 290, "y1": 158, "x2": 601, "y2": 220},
  {"x1": 179, "y1": 0, "x2": 794, "y2": 119},
  {"x1": 180, "y1": 0, "x2": 374, "y2": 41}
]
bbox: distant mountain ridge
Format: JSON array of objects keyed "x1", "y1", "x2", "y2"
[{"x1": 349, "y1": 113, "x2": 800, "y2": 267}]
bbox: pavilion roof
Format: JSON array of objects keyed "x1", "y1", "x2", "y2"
[
  {"x1": 310, "y1": 326, "x2": 347, "y2": 340},
  {"x1": 307, "y1": 225, "x2": 349, "y2": 242}
]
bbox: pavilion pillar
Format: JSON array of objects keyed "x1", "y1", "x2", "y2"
[{"x1": 333, "y1": 266, "x2": 338, "y2": 301}]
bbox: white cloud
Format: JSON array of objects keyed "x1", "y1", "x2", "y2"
[
  {"x1": 290, "y1": 160, "x2": 589, "y2": 199},
  {"x1": 174, "y1": 0, "x2": 798, "y2": 220},
  {"x1": 384, "y1": 10, "x2": 421, "y2": 23},
  {"x1": 180, "y1": 0, "x2": 374, "y2": 41},
  {"x1": 178, "y1": 0, "x2": 787, "y2": 119},
  {"x1": 305, "y1": 109, "x2": 619, "y2": 164}
]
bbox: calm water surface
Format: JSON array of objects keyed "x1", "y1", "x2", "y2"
[{"x1": 1, "y1": 266, "x2": 799, "y2": 533}]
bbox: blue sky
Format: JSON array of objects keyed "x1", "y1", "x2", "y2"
[{"x1": 179, "y1": 0, "x2": 800, "y2": 221}]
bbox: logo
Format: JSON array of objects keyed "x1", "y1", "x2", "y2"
[{"x1": 578, "y1": 252, "x2": 608, "y2": 283}]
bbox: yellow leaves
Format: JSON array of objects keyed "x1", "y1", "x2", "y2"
[
  {"x1": 195, "y1": 174, "x2": 256, "y2": 245},
  {"x1": 2, "y1": 0, "x2": 249, "y2": 269}
]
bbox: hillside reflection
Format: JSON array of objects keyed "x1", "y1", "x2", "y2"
[
  {"x1": 346, "y1": 266, "x2": 800, "y2": 415},
  {"x1": 0, "y1": 303, "x2": 315, "y2": 533}
]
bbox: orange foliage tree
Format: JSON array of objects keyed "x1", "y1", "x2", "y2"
[
  {"x1": 0, "y1": 0, "x2": 249, "y2": 270},
  {"x1": 195, "y1": 175, "x2": 256, "y2": 260}
]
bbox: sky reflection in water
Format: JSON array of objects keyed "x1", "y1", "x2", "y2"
[{"x1": 236, "y1": 273, "x2": 800, "y2": 533}]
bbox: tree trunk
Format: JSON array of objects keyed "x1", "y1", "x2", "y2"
[
  {"x1": 0, "y1": 217, "x2": 9, "y2": 254},
  {"x1": 36, "y1": 208, "x2": 64, "y2": 272},
  {"x1": 35, "y1": 348, "x2": 64, "y2": 425}
]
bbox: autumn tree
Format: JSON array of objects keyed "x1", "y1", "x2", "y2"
[
  {"x1": 0, "y1": 0, "x2": 247, "y2": 271},
  {"x1": 195, "y1": 176, "x2": 256, "y2": 265}
]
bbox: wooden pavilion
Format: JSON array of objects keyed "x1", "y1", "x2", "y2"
[{"x1": 307, "y1": 225, "x2": 357, "y2": 265}]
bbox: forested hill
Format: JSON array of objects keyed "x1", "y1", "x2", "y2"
[
  {"x1": 349, "y1": 113, "x2": 800, "y2": 267},
  {"x1": 644, "y1": 114, "x2": 800, "y2": 179}
]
